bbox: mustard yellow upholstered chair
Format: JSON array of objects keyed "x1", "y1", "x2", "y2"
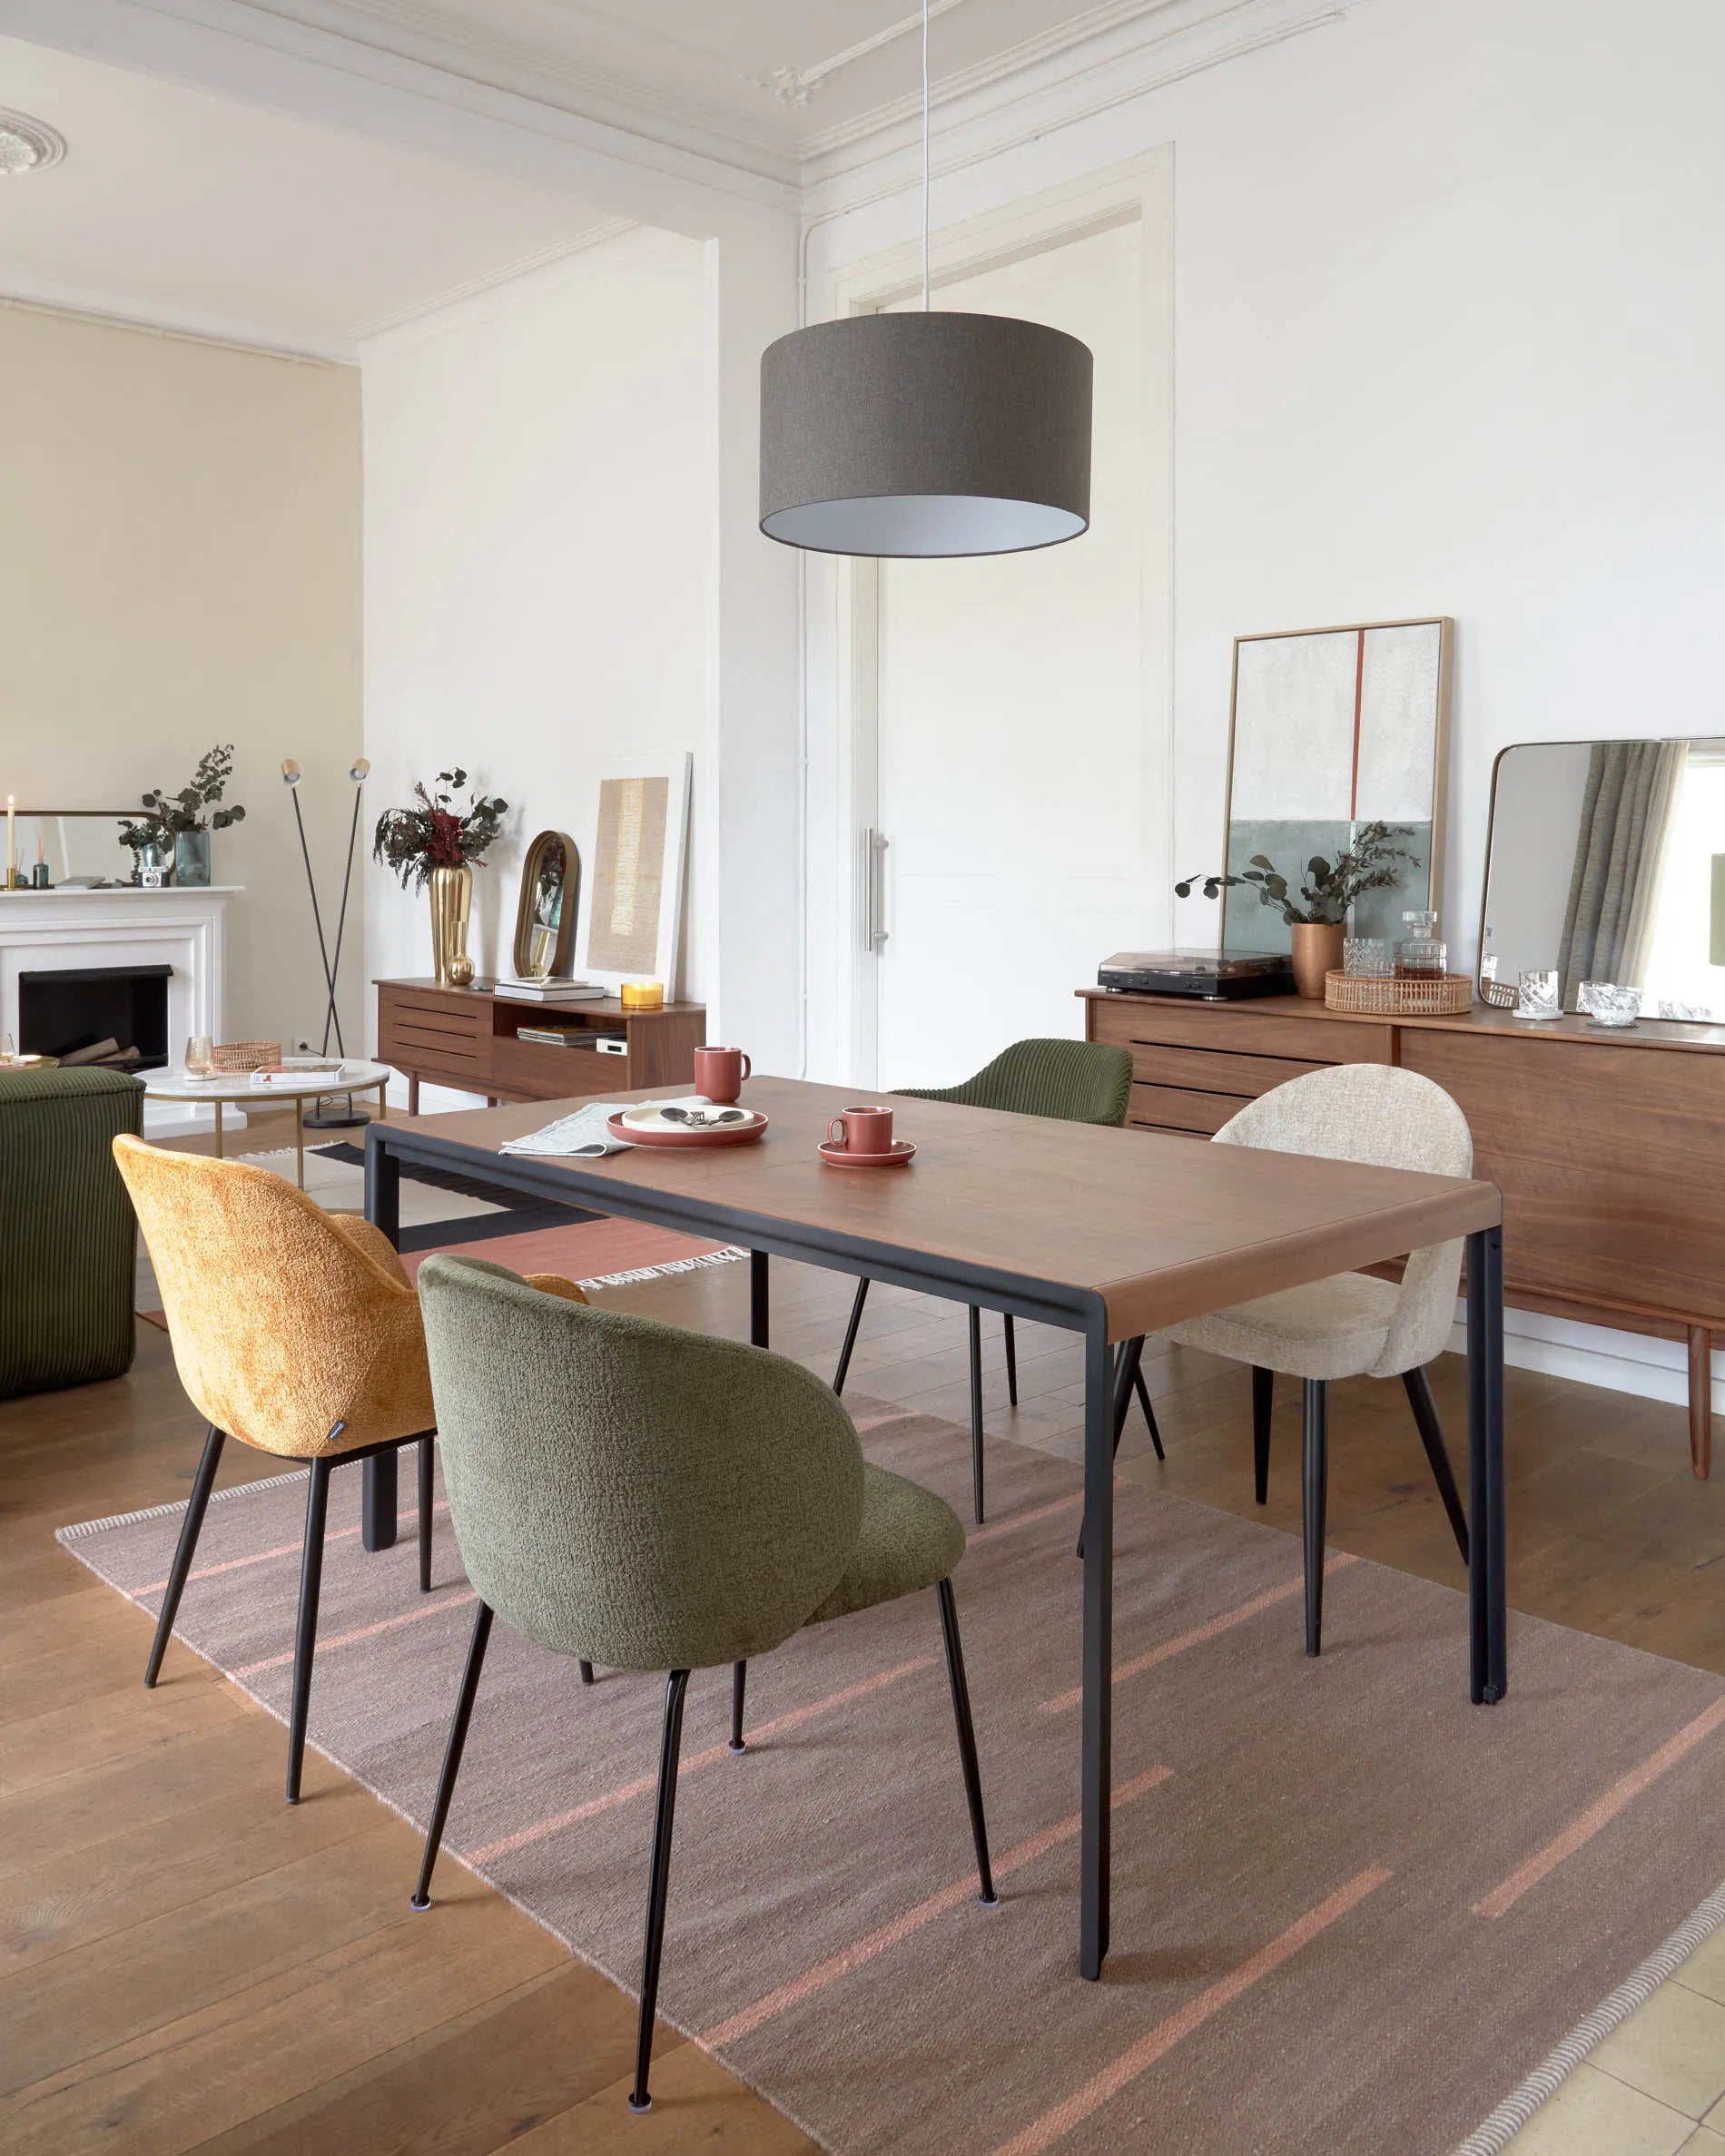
[{"x1": 113, "y1": 1136, "x2": 586, "y2": 1801}]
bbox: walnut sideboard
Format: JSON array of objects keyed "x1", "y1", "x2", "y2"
[
  {"x1": 377, "y1": 980, "x2": 705, "y2": 1112},
  {"x1": 1081, "y1": 987, "x2": 1725, "y2": 1476}
]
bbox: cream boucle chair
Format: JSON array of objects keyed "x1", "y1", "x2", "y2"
[{"x1": 1158, "y1": 1064, "x2": 1474, "y2": 1656}]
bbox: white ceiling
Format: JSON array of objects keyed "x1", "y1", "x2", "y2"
[{"x1": 0, "y1": 33, "x2": 623, "y2": 356}]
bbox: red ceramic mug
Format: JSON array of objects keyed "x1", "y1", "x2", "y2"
[
  {"x1": 694, "y1": 1045, "x2": 751, "y2": 1106},
  {"x1": 826, "y1": 1105, "x2": 894, "y2": 1155}
]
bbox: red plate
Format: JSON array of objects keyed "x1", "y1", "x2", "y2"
[
  {"x1": 606, "y1": 1111, "x2": 767, "y2": 1149},
  {"x1": 817, "y1": 1138, "x2": 916, "y2": 1168}
]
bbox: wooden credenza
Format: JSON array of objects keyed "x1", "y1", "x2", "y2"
[
  {"x1": 1082, "y1": 987, "x2": 1725, "y2": 1476},
  {"x1": 377, "y1": 979, "x2": 705, "y2": 1112}
]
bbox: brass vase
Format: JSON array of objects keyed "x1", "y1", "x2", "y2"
[
  {"x1": 429, "y1": 863, "x2": 473, "y2": 988},
  {"x1": 1289, "y1": 920, "x2": 1345, "y2": 999}
]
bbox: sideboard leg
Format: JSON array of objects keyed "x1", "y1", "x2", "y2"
[
  {"x1": 1688, "y1": 1325, "x2": 1713, "y2": 1480},
  {"x1": 408, "y1": 1073, "x2": 420, "y2": 1117}
]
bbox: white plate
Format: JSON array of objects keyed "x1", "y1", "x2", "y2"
[{"x1": 617, "y1": 1101, "x2": 761, "y2": 1134}]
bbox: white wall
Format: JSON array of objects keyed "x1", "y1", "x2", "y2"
[
  {"x1": 0, "y1": 301, "x2": 363, "y2": 1051},
  {"x1": 805, "y1": 0, "x2": 1725, "y2": 1408},
  {"x1": 361, "y1": 227, "x2": 713, "y2": 1083}
]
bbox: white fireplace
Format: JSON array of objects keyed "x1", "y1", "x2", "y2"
[{"x1": 0, "y1": 887, "x2": 237, "y2": 1135}]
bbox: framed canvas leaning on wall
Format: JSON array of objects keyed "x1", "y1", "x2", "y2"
[{"x1": 577, "y1": 753, "x2": 692, "y2": 996}]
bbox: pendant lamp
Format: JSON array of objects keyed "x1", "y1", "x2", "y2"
[{"x1": 759, "y1": 2, "x2": 1093, "y2": 559}]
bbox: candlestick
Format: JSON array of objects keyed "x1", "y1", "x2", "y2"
[{"x1": 5, "y1": 794, "x2": 15, "y2": 891}]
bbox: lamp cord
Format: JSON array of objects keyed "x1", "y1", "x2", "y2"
[{"x1": 922, "y1": 0, "x2": 930, "y2": 310}]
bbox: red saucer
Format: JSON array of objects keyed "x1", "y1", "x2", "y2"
[{"x1": 817, "y1": 1138, "x2": 916, "y2": 1168}]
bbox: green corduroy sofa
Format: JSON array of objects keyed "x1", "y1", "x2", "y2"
[{"x1": 0, "y1": 1067, "x2": 143, "y2": 1399}]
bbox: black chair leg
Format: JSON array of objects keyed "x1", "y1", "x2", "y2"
[
  {"x1": 1133, "y1": 1368, "x2": 1166, "y2": 1462},
  {"x1": 411, "y1": 1600, "x2": 494, "y2": 1908},
  {"x1": 936, "y1": 1580, "x2": 998, "y2": 1906},
  {"x1": 1302, "y1": 1379, "x2": 1328, "y2": 1657},
  {"x1": 418, "y1": 1436, "x2": 434, "y2": 1593},
  {"x1": 729, "y1": 1660, "x2": 747, "y2": 1753},
  {"x1": 145, "y1": 1424, "x2": 224, "y2": 1688},
  {"x1": 1402, "y1": 1364, "x2": 1470, "y2": 1562},
  {"x1": 287, "y1": 1456, "x2": 333, "y2": 1803},
  {"x1": 629, "y1": 1668, "x2": 691, "y2": 2114},
  {"x1": 579, "y1": 1660, "x2": 596, "y2": 1685},
  {"x1": 1003, "y1": 1314, "x2": 1019, "y2": 1407},
  {"x1": 1253, "y1": 1366, "x2": 1274, "y2": 1505},
  {"x1": 833, "y1": 1276, "x2": 870, "y2": 1395},
  {"x1": 967, "y1": 1304, "x2": 985, "y2": 1523}
]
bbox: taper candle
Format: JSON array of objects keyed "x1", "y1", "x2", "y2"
[{"x1": 5, "y1": 795, "x2": 15, "y2": 890}]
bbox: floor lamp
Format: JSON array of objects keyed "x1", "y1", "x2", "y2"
[{"x1": 283, "y1": 756, "x2": 370, "y2": 1130}]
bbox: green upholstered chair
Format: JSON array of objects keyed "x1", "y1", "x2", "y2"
[
  {"x1": 0, "y1": 1068, "x2": 143, "y2": 1400},
  {"x1": 833, "y1": 1037, "x2": 1148, "y2": 1521},
  {"x1": 409, "y1": 1254, "x2": 997, "y2": 2114}
]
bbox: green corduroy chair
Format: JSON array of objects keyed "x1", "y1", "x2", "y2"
[
  {"x1": 409, "y1": 1254, "x2": 997, "y2": 2115},
  {"x1": 0, "y1": 1067, "x2": 143, "y2": 1399},
  {"x1": 833, "y1": 1037, "x2": 1153, "y2": 1521}
]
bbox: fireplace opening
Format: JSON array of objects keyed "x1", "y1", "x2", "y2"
[{"x1": 20, "y1": 963, "x2": 172, "y2": 1072}]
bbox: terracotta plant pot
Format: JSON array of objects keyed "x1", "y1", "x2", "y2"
[{"x1": 1289, "y1": 920, "x2": 1345, "y2": 999}]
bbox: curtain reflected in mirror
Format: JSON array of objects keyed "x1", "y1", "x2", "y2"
[
  {"x1": 1482, "y1": 740, "x2": 1725, "y2": 1019},
  {"x1": 511, "y1": 830, "x2": 580, "y2": 980}
]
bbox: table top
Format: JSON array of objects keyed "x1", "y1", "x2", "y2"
[
  {"x1": 375, "y1": 1074, "x2": 1501, "y2": 1341},
  {"x1": 144, "y1": 1059, "x2": 389, "y2": 1103}
]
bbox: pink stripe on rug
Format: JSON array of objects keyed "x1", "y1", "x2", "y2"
[
  {"x1": 970, "y1": 1492, "x2": 1084, "y2": 1546},
  {"x1": 1474, "y1": 1693, "x2": 1725, "y2": 1918},
  {"x1": 233, "y1": 1590, "x2": 476, "y2": 1679},
  {"x1": 135, "y1": 1503, "x2": 447, "y2": 1598},
  {"x1": 465, "y1": 1656, "x2": 938, "y2": 1866},
  {"x1": 992, "y1": 1865, "x2": 1392, "y2": 2156},
  {"x1": 1040, "y1": 1552, "x2": 1362, "y2": 1715},
  {"x1": 703, "y1": 1762, "x2": 1174, "y2": 2050}
]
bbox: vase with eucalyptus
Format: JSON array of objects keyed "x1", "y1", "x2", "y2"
[
  {"x1": 373, "y1": 770, "x2": 508, "y2": 987},
  {"x1": 118, "y1": 744, "x2": 247, "y2": 888},
  {"x1": 1175, "y1": 822, "x2": 1423, "y2": 999}
]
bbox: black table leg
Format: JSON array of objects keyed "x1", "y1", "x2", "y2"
[
  {"x1": 362, "y1": 1132, "x2": 402, "y2": 1552},
  {"x1": 750, "y1": 1249, "x2": 769, "y2": 1348},
  {"x1": 1465, "y1": 1222, "x2": 1507, "y2": 1704},
  {"x1": 1079, "y1": 1313, "x2": 1112, "y2": 1978}
]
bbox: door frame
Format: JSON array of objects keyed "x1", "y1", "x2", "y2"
[{"x1": 801, "y1": 150, "x2": 1176, "y2": 1087}]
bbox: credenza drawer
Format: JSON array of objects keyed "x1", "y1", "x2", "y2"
[
  {"x1": 1129, "y1": 1082, "x2": 1243, "y2": 1136},
  {"x1": 1128, "y1": 1043, "x2": 1327, "y2": 1098},
  {"x1": 1090, "y1": 996, "x2": 1392, "y2": 1066},
  {"x1": 490, "y1": 1033, "x2": 614, "y2": 1100}
]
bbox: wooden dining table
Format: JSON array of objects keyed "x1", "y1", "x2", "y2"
[{"x1": 360, "y1": 1073, "x2": 1505, "y2": 1980}]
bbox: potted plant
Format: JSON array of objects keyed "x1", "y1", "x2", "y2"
[
  {"x1": 118, "y1": 745, "x2": 247, "y2": 887},
  {"x1": 372, "y1": 770, "x2": 508, "y2": 986},
  {"x1": 1176, "y1": 822, "x2": 1422, "y2": 998}
]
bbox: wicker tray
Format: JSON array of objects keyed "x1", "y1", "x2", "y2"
[
  {"x1": 1324, "y1": 972, "x2": 1474, "y2": 1017},
  {"x1": 211, "y1": 1039, "x2": 281, "y2": 1072}
]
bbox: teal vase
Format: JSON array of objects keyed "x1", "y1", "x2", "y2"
[{"x1": 174, "y1": 831, "x2": 212, "y2": 887}]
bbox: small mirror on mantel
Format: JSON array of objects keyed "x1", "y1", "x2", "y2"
[
  {"x1": 1481, "y1": 738, "x2": 1725, "y2": 1020},
  {"x1": 512, "y1": 831, "x2": 580, "y2": 980},
  {"x1": 9, "y1": 812, "x2": 137, "y2": 887}
]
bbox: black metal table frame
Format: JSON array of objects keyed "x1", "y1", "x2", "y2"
[{"x1": 361, "y1": 1118, "x2": 1506, "y2": 1981}]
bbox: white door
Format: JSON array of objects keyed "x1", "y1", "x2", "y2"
[{"x1": 871, "y1": 215, "x2": 1166, "y2": 1089}]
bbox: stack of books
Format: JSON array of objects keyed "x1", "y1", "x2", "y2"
[{"x1": 495, "y1": 977, "x2": 607, "y2": 1002}]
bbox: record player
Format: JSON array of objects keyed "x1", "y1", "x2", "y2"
[{"x1": 1097, "y1": 950, "x2": 1295, "y2": 1000}]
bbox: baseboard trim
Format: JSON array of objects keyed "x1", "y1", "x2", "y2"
[{"x1": 1447, "y1": 1303, "x2": 1725, "y2": 1416}]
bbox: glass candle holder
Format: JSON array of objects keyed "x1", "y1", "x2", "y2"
[
  {"x1": 1344, "y1": 937, "x2": 1391, "y2": 978},
  {"x1": 1514, "y1": 970, "x2": 1562, "y2": 1021},
  {"x1": 1582, "y1": 982, "x2": 1641, "y2": 1029},
  {"x1": 620, "y1": 980, "x2": 665, "y2": 1012}
]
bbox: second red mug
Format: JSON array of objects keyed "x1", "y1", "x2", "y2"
[
  {"x1": 826, "y1": 1105, "x2": 894, "y2": 1155},
  {"x1": 694, "y1": 1045, "x2": 751, "y2": 1106}
]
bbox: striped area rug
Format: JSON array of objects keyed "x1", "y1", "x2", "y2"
[{"x1": 55, "y1": 1401, "x2": 1725, "y2": 2154}]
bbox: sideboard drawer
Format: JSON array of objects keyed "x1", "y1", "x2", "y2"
[
  {"x1": 1089, "y1": 995, "x2": 1392, "y2": 1066},
  {"x1": 1128, "y1": 1043, "x2": 1326, "y2": 1098},
  {"x1": 378, "y1": 986, "x2": 490, "y2": 1088},
  {"x1": 490, "y1": 1033, "x2": 613, "y2": 1101},
  {"x1": 1129, "y1": 1082, "x2": 1243, "y2": 1136}
]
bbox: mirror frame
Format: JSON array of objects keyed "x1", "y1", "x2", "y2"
[
  {"x1": 512, "y1": 830, "x2": 580, "y2": 979},
  {"x1": 1217, "y1": 616, "x2": 1454, "y2": 956},
  {"x1": 1478, "y1": 735, "x2": 1725, "y2": 1012}
]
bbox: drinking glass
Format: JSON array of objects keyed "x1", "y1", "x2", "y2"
[
  {"x1": 1582, "y1": 983, "x2": 1641, "y2": 1029},
  {"x1": 1514, "y1": 970, "x2": 1562, "y2": 1021},
  {"x1": 185, "y1": 1034, "x2": 216, "y2": 1078},
  {"x1": 1344, "y1": 937, "x2": 1390, "y2": 978}
]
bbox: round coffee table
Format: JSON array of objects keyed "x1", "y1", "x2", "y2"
[{"x1": 142, "y1": 1061, "x2": 392, "y2": 1187}]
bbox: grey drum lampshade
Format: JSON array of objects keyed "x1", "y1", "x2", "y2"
[{"x1": 759, "y1": 311, "x2": 1094, "y2": 558}]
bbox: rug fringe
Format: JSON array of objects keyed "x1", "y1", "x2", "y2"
[
  {"x1": 54, "y1": 1466, "x2": 309, "y2": 1542},
  {"x1": 577, "y1": 1245, "x2": 750, "y2": 1290},
  {"x1": 1452, "y1": 1870, "x2": 1725, "y2": 2154}
]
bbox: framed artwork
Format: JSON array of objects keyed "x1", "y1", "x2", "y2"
[
  {"x1": 1219, "y1": 618, "x2": 1453, "y2": 956},
  {"x1": 577, "y1": 753, "x2": 691, "y2": 994}
]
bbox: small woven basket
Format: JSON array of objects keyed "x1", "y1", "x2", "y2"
[
  {"x1": 1324, "y1": 972, "x2": 1474, "y2": 1017},
  {"x1": 211, "y1": 1039, "x2": 281, "y2": 1072}
]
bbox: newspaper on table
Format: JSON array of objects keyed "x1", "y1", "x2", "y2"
[{"x1": 498, "y1": 1098, "x2": 703, "y2": 1158}]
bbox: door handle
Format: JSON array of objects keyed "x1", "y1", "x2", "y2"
[{"x1": 864, "y1": 828, "x2": 889, "y2": 954}]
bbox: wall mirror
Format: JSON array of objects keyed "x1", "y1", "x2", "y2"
[
  {"x1": 12, "y1": 812, "x2": 138, "y2": 886},
  {"x1": 512, "y1": 831, "x2": 579, "y2": 980},
  {"x1": 1219, "y1": 617, "x2": 1453, "y2": 955},
  {"x1": 1482, "y1": 739, "x2": 1725, "y2": 1020}
]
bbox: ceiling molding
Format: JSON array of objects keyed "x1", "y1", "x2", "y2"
[
  {"x1": 745, "y1": 0, "x2": 969, "y2": 110},
  {"x1": 354, "y1": 214, "x2": 637, "y2": 345},
  {"x1": 0, "y1": 271, "x2": 360, "y2": 359}
]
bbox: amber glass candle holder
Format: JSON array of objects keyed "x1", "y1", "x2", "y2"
[{"x1": 620, "y1": 980, "x2": 665, "y2": 1012}]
